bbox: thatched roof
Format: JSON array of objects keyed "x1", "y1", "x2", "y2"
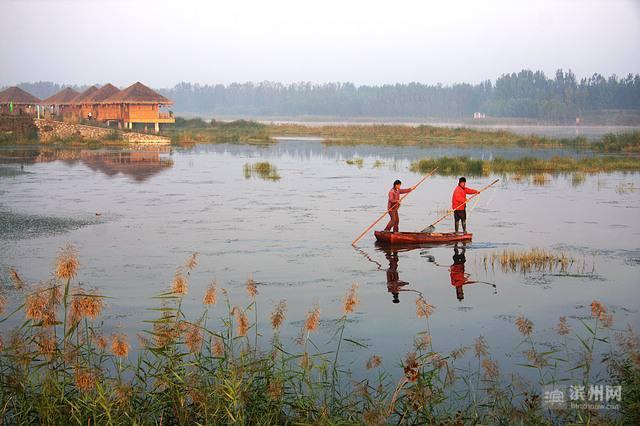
[
  {"x1": 42, "y1": 87, "x2": 80, "y2": 105},
  {"x1": 0, "y1": 86, "x2": 41, "y2": 104},
  {"x1": 84, "y1": 83, "x2": 120, "y2": 103},
  {"x1": 103, "y1": 82, "x2": 171, "y2": 105},
  {"x1": 71, "y1": 86, "x2": 99, "y2": 105}
]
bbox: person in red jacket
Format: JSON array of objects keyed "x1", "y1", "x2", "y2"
[
  {"x1": 451, "y1": 177, "x2": 479, "y2": 233},
  {"x1": 384, "y1": 179, "x2": 414, "y2": 232}
]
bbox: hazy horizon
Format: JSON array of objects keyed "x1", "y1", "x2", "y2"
[{"x1": 1, "y1": 0, "x2": 639, "y2": 88}]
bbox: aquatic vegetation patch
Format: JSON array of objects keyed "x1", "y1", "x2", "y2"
[
  {"x1": 411, "y1": 155, "x2": 640, "y2": 176},
  {"x1": 616, "y1": 182, "x2": 636, "y2": 194},
  {"x1": 271, "y1": 123, "x2": 640, "y2": 152},
  {"x1": 345, "y1": 157, "x2": 364, "y2": 167},
  {"x1": 0, "y1": 246, "x2": 637, "y2": 424},
  {"x1": 243, "y1": 161, "x2": 281, "y2": 181},
  {"x1": 0, "y1": 211, "x2": 100, "y2": 240},
  {"x1": 480, "y1": 248, "x2": 573, "y2": 274}
]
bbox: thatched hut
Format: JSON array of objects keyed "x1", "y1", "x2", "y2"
[
  {"x1": 42, "y1": 87, "x2": 80, "y2": 117},
  {"x1": 0, "y1": 86, "x2": 41, "y2": 115},
  {"x1": 70, "y1": 85, "x2": 99, "y2": 119},
  {"x1": 83, "y1": 83, "x2": 121, "y2": 123},
  {"x1": 102, "y1": 82, "x2": 174, "y2": 132}
]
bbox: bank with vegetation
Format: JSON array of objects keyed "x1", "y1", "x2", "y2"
[
  {"x1": 0, "y1": 247, "x2": 638, "y2": 424},
  {"x1": 411, "y1": 155, "x2": 640, "y2": 176}
]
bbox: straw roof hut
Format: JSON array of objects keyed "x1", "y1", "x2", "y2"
[
  {"x1": 0, "y1": 86, "x2": 41, "y2": 105},
  {"x1": 71, "y1": 86, "x2": 99, "y2": 105},
  {"x1": 83, "y1": 83, "x2": 120, "y2": 103},
  {"x1": 42, "y1": 87, "x2": 80, "y2": 105},
  {"x1": 103, "y1": 82, "x2": 171, "y2": 105}
]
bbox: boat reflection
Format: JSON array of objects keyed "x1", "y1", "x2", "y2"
[
  {"x1": 384, "y1": 249, "x2": 410, "y2": 303},
  {"x1": 370, "y1": 242, "x2": 496, "y2": 304},
  {"x1": 0, "y1": 146, "x2": 173, "y2": 182}
]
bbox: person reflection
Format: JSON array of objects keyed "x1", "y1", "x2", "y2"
[
  {"x1": 450, "y1": 246, "x2": 477, "y2": 302},
  {"x1": 385, "y1": 250, "x2": 410, "y2": 303}
]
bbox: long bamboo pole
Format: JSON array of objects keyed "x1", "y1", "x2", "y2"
[
  {"x1": 424, "y1": 178, "x2": 499, "y2": 231},
  {"x1": 351, "y1": 168, "x2": 438, "y2": 246}
]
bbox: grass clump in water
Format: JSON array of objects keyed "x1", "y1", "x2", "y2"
[
  {"x1": 243, "y1": 161, "x2": 281, "y2": 181},
  {"x1": 411, "y1": 155, "x2": 640, "y2": 176},
  {"x1": 345, "y1": 157, "x2": 364, "y2": 167},
  {"x1": 481, "y1": 248, "x2": 573, "y2": 274},
  {"x1": 616, "y1": 182, "x2": 636, "y2": 194},
  {"x1": 531, "y1": 173, "x2": 551, "y2": 186}
]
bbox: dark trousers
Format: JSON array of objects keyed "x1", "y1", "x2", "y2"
[
  {"x1": 454, "y1": 209, "x2": 467, "y2": 233},
  {"x1": 384, "y1": 209, "x2": 399, "y2": 232}
]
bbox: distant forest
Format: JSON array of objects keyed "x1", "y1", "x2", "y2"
[{"x1": 11, "y1": 69, "x2": 640, "y2": 121}]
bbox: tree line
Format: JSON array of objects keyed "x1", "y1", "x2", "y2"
[{"x1": 9, "y1": 69, "x2": 640, "y2": 121}]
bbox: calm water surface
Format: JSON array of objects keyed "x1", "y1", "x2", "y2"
[{"x1": 1, "y1": 141, "x2": 639, "y2": 378}]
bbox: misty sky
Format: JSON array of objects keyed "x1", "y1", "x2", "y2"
[{"x1": 1, "y1": 0, "x2": 639, "y2": 88}]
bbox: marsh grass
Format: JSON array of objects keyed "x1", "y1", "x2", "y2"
[
  {"x1": 243, "y1": 161, "x2": 281, "y2": 181},
  {"x1": 616, "y1": 182, "x2": 636, "y2": 194},
  {"x1": 270, "y1": 124, "x2": 640, "y2": 152},
  {"x1": 532, "y1": 173, "x2": 551, "y2": 186},
  {"x1": 571, "y1": 172, "x2": 586, "y2": 187},
  {"x1": 0, "y1": 245, "x2": 638, "y2": 424},
  {"x1": 411, "y1": 155, "x2": 640, "y2": 176},
  {"x1": 480, "y1": 248, "x2": 573, "y2": 274},
  {"x1": 167, "y1": 119, "x2": 273, "y2": 145},
  {"x1": 345, "y1": 157, "x2": 364, "y2": 168}
]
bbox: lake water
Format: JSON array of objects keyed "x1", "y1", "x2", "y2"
[{"x1": 1, "y1": 140, "x2": 639, "y2": 381}]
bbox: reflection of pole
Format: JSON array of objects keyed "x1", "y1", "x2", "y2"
[{"x1": 353, "y1": 246, "x2": 383, "y2": 270}]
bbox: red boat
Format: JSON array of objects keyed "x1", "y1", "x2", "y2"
[{"x1": 374, "y1": 230, "x2": 472, "y2": 245}]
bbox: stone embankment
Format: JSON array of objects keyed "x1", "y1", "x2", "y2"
[{"x1": 33, "y1": 119, "x2": 170, "y2": 145}]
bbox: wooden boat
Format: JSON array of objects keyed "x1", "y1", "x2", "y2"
[{"x1": 374, "y1": 230, "x2": 472, "y2": 245}]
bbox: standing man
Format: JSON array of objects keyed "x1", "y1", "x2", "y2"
[
  {"x1": 384, "y1": 179, "x2": 414, "y2": 232},
  {"x1": 452, "y1": 177, "x2": 478, "y2": 234}
]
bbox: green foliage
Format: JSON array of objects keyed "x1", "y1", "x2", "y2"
[{"x1": 411, "y1": 155, "x2": 640, "y2": 176}]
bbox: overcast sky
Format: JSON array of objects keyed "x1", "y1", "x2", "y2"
[{"x1": 1, "y1": 0, "x2": 639, "y2": 88}]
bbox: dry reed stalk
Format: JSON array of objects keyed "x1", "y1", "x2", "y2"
[
  {"x1": 474, "y1": 336, "x2": 489, "y2": 359},
  {"x1": 203, "y1": 281, "x2": 217, "y2": 306},
  {"x1": 515, "y1": 316, "x2": 534, "y2": 336},
  {"x1": 366, "y1": 355, "x2": 382, "y2": 369},
  {"x1": 171, "y1": 268, "x2": 188, "y2": 295},
  {"x1": 270, "y1": 300, "x2": 287, "y2": 330},
  {"x1": 55, "y1": 244, "x2": 79, "y2": 281},
  {"x1": 246, "y1": 277, "x2": 257, "y2": 298},
  {"x1": 343, "y1": 283, "x2": 359, "y2": 314},
  {"x1": 111, "y1": 334, "x2": 130, "y2": 357}
]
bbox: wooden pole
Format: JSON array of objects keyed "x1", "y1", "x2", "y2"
[
  {"x1": 425, "y1": 178, "x2": 500, "y2": 230},
  {"x1": 351, "y1": 168, "x2": 438, "y2": 246}
]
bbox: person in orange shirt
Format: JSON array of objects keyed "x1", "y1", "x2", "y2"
[
  {"x1": 451, "y1": 177, "x2": 479, "y2": 234},
  {"x1": 384, "y1": 179, "x2": 414, "y2": 232}
]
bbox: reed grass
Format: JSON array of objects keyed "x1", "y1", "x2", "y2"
[
  {"x1": 411, "y1": 155, "x2": 640, "y2": 176},
  {"x1": 480, "y1": 248, "x2": 573, "y2": 274},
  {"x1": 269, "y1": 124, "x2": 640, "y2": 152},
  {"x1": 243, "y1": 161, "x2": 281, "y2": 181},
  {"x1": 345, "y1": 157, "x2": 364, "y2": 167},
  {"x1": 616, "y1": 182, "x2": 636, "y2": 194},
  {"x1": 0, "y1": 245, "x2": 637, "y2": 424},
  {"x1": 531, "y1": 173, "x2": 551, "y2": 186}
]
